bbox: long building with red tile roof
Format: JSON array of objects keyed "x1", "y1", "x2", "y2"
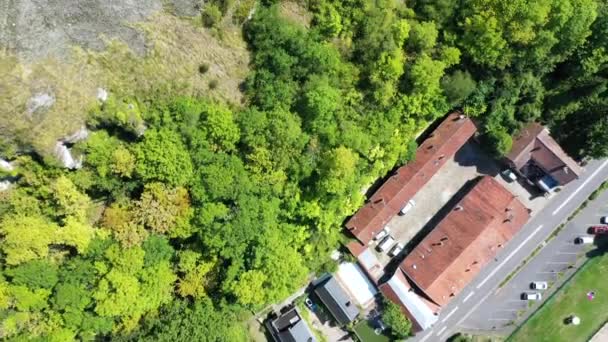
[
  {"x1": 346, "y1": 112, "x2": 477, "y2": 245},
  {"x1": 399, "y1": 176, "x2": 530, "y2": 307}
]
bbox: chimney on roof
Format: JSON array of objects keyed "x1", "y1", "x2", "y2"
[
  {"x1": 564, "y1": 166, "x2": 569, "y2": 174},
  {"x1": 412, "y1": 264, "x2": 417, "y2": 270},
  {"x1": 458, "y1": 114, "x2": 466, "y2": 121},
  {"x1": 454, "y1": 205, "x2": 464, "y2": 211}
]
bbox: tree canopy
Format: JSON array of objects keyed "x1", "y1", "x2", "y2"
[{"x1": 0, "y1": 0, "x2": 606, "y2": 339}]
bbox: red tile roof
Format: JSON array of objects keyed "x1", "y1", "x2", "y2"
[
  {"x1": 400, "y1": 176, "x2": 530, "y2": 306},
  {"x1": 346, "y1": 113, "x2": 477, "y2": 245},
  {"x1": 506, "y1": 123, "x2": 582, "y2": 185}
]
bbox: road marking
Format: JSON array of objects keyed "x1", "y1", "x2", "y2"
[
  {"x1": 418, "y1": 332, "x2": 432, "y2": 342},
  {"x1": 463, "y1": 291, "x2": 475, "y2": 303},
  {"x1": 477, "y1": 224, "x2": 544, "y2": 289},
  {"x1": 436, "y1": 326, "x2": 447, "y2": 336},
  {"x1": 557, "y1": 252, "x2": 578, "y2": 255},
  {"x1": 440, "y1": 306, "x2": 459, "y2": 323},
  {"x1": 455, "y1": 290, "x2": 494, "y2": 329},
  {"x1": 552, "y1": 159, "x2": 608, "y2": 215}
]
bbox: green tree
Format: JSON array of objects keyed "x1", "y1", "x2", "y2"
[
  {"x1": 383, "y1": 297, "x2": 412, "y2": 339},
  {"x1": 441, "y1": 70, "x2": 477, "y2": 106},
  {"x1": 229, "y1": 270, "x2": 266, "y2": 307},
  {"x1": 176, "y1": 251, "x2": 215, "y2": 299},
  {"x1": 317, "y1": 146, "x2": 359, "y2": 196},
  {"x1": 5, "y1": 260, "x2": 59, "y2": 290},
  {"x1": 202, "y1": 4, "x2": 223, "y2": 28},
  {"x1": 409, "y1": 21, "x2": 438, "y2": 52},
  {"x1": 134, "y1": 129, "x2": 193, "y2": 187},
  {"x1": 51, "y1": 175, "x2": 92, "y2": 223},
  {"x1": 133, "y1": 298, "x2": 247, "y2": 342},
  {"x1": 134, "y1": 183, "x2": 193, "y2": 237}
]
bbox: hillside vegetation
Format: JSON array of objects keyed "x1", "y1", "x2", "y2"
[{"x1": 0, "y1": 0, "x2": 607, "y2": 340}]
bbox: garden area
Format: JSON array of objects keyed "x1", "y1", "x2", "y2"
[
  {"x1": 354, "y1": 320, "x2": 390, "y2": 342},
  {"x1": 509, "y1": 250, "x2": 608, "y2": 342}
]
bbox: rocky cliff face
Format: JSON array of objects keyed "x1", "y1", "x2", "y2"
[
  {"x1": 0, "y1": 0, "x2": 204, "y2": 163},
  {"x1": 0, "y1": 0, "x2": 199, "y2": 61}
]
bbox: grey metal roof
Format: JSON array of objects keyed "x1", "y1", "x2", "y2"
[
  {"x1": 270, "y1": 308, "x2": 317, "y2": 342},
  {"x1": 315, "y1": 276, "x2": 359, "y2": 325}
]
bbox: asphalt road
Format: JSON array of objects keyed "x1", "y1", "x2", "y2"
[
  {"x1": 461, "y1": 180, "x2": 608, "y2": 334},
  {"x1": 411, "y1": 159, "x2": 608, "y2": 342}
]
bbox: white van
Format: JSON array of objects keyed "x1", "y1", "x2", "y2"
[
  {"x1": 400, "y1": 200, "x2": 416, "y2": 216},
  {"x1": 389, "y1": 243, "x2": 404, "y2": 257},
  {"x1": 574, "y1": 236, "x2": 594, "y2": 244},
  {"x1": 377, "y1": 235, "x2": 396, "y2": 253},
  {"x1": 374, "y1": 227, "x2": 390, "y2": 241},
  {"x1": 522, "y1": 292, "x2": 542, "y2": 301}
]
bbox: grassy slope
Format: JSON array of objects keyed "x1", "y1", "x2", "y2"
[
  {"x1": 509, "y1": 251, "x2": 608, "y2": 342},
  {"x1": 0, "y1": 12, "x2": 248, "y2": 156}
]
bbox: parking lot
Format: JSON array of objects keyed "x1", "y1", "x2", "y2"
[
  {"x1": 460, "y1": 188, "x2": 608, "y2": 333},
  {"x1": 370, "y1": 141, "x2": 551, "y2": 266}
]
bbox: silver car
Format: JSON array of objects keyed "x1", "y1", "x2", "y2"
[
  {"x1": 522, "y1": 292, "x2": 542, "y2": 301},
  {"x1": 530, "y1": 281, "x2": 548, "y2": 290}
]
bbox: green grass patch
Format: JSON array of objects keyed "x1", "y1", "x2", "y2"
[
  {"x1": 353, "y1": 320, "x2": 390, "y2": 342},
  {"x1": 508, "y1": 252, "x2": 608, "y2": 342}
]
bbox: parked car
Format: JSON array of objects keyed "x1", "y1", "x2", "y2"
[
  {"x1": 304, "y1": 298, "x2": 316, "y2": 311},
  {"x1": 374, "y1": 227, "x2": 390, "y2": 241},
  {"x1": 502, "y1": 169, "x2": 518, "y2": 182},
  {"x1": 374, "y1": 319, "x2": 387, "y2": 334},
  {"x1": 377, "y1": 235, "x2": 396, "y2": 253},
  {"x1": 530, "y1": 281, "x2": 548, "y2": 290},
  {"x1": 574, "y1": 236, "x2": 594, "y2": 244},
  {"x1": 389, "y1": 243, "x2": 404, "y2": 257},
  {"x1": 588, "y1": 226, "x2": 608, "y2": 235},
  {"x1": 602, "y1": 216, "x2": 608, "y2": 224},
  {"x1": 399, "y1": 200, "x2": 416, "y2": 216},
  {"x1": 521, "y1": 292, "x2": 542, "y2": 301}
]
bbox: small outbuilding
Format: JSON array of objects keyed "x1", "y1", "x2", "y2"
[
  {"x1": 267, "y1": 307, "x2": 317, "y2": 342},
  {"x1": 505, "y1": 122, "x2": 582, "y2": 189}
]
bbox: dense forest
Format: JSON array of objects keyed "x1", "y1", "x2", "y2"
[{"x1": 0, "y1": 0, "x2": 607, "y2": 340}]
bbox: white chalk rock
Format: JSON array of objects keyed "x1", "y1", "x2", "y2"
[
  {"x1": 27, "y1": 92, "x2": 55, "y2": 114},
  {"x1": 97, "y1": 88, "x2": 109, "y2": 102},
  {"x1": 0, "y1": 159, "x2": 14, "y2": 172},
  {"x1": 0, "y1": 180, "x2": 11, "y2": 192},
  {"x1": 54, "y1": 142, "x2": 83, "y2": 169},
  {"x1": 64, "y1": 126, "x2": 90, "y2": 144}
]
